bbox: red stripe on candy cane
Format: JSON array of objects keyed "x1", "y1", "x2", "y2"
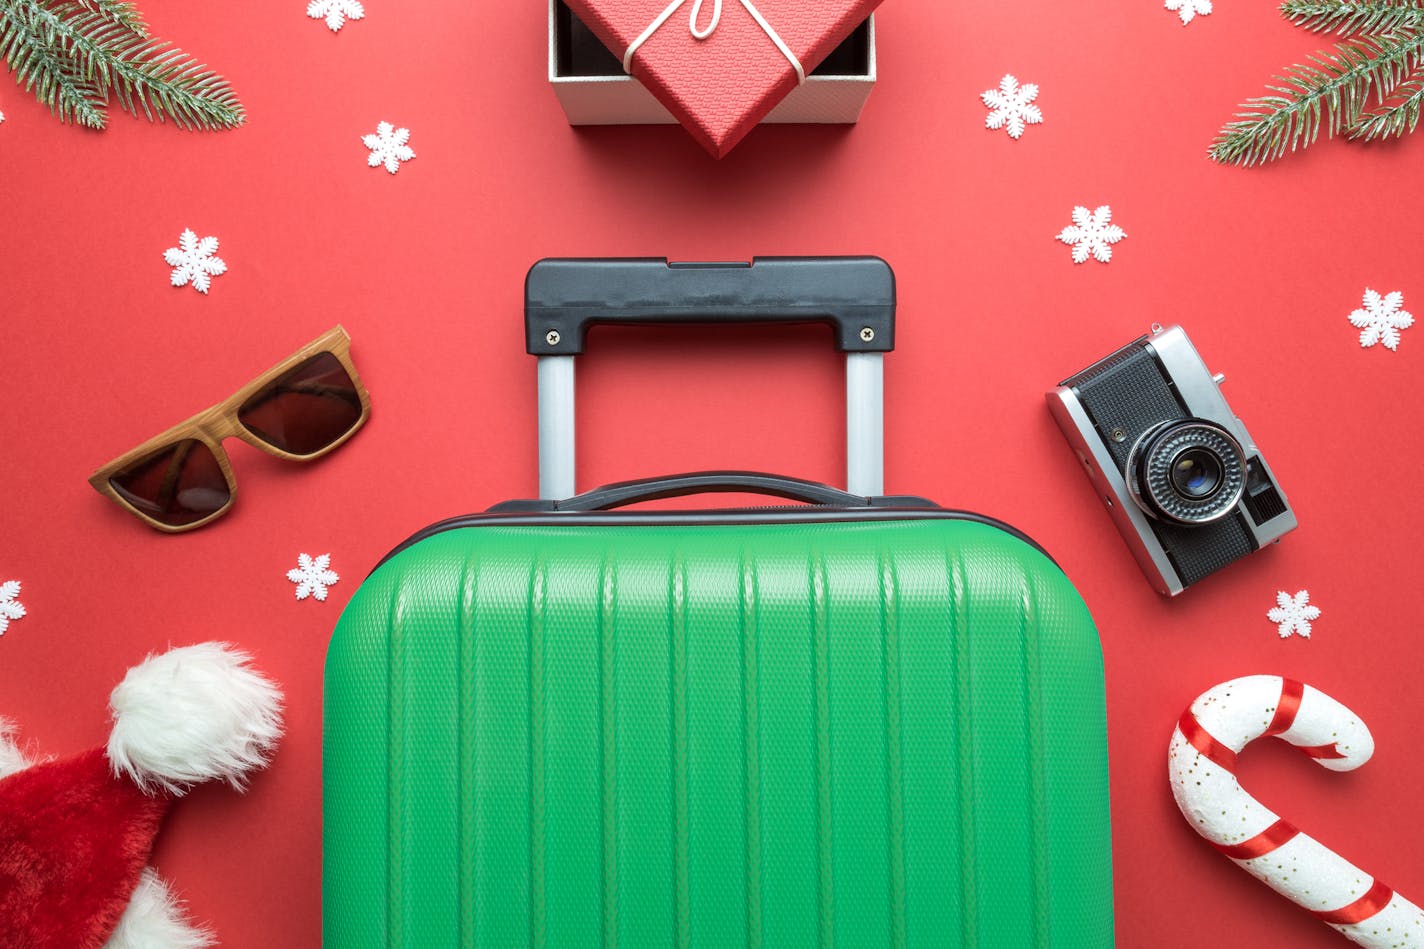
[
  {"x1": 1211, "y1": 818, "x2": 1300, "y2": 860},
  {"x1": 1264, "y1": 678, "x2": 1304, "y2": 736},
  {"x1": 1299, "y1": 743, "x2": 1349, "y2": 761},
  {"x1": 1177, "y1": 710, "x2": 1238, "y2": 771},
  {"x1": 1265, "y1": 680, "x2": 1347, "y2": 760},
  {"x1": 1312, "y1": 879, "x2": 1395, "y2": 925}
]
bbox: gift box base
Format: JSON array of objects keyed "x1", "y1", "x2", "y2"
[{"x1": 548, "y1": 0, "x2": 876, "y2": 128}]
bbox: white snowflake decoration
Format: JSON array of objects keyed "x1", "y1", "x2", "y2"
[
  {"x1": 0, "y1": 581, "x2": 25, "y2": 636},
  {"x1": 1057, "y1": 205, "x2": 1127, "y2": 264},
  {"x1": 362, "y1": 121, "x2": 415, "y2": 174},
  {"x1": 1348, "y1": 288, "x2": 1414, "y2": 351},
  {"x1": 1267, "y1": 589, "x2": 1320, "y2": 639},
  {"x1": 1165, "y1": 0, "x2": 1212, "y2": 25},
  {"x1": 981, "y1": 74, "x2": 1043, "y2": 140},
  {"x1": 163, "y1": 229, "x2": 227, "y2": 294},
  {"x1": 287, "y1": 553, "x2": 339, "y2": 602},
  {"x1": 308, "y1": 0, "x2": 364, "y2": 31}
]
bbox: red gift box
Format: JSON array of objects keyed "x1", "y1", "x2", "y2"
[{"x1": 565, "y1": 0, "x2": 885, "y2": 157}]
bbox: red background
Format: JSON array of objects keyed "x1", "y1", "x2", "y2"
[{"x1": 2, "y1": 1, "x2": 1421, "y2": 945}]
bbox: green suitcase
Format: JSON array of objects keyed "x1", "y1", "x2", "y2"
[{"x1": 323, "y1": 258, "x2": 1115, "y2": 947}]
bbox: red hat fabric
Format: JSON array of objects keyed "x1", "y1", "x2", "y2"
[
  {"x1": 0, "y1": 642, "x2": 281, "y2": 948},
  {"x1": 0, "y1": 747, "x2": 171, "y2": 949}
]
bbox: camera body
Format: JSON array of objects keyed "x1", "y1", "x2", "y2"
[{"x1": 1047, "y1": 325, "x2": 1296, "y2": 595}]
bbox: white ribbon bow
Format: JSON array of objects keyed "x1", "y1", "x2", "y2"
[{"x1": 622, "y1": 0, "x2": 807, "y2": 84}]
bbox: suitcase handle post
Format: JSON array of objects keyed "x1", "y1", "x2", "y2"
[{"x1": 525, "y1": 257, "x2": 896, "y2": 500}]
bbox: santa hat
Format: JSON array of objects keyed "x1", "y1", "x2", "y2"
[{"x1": 0, "y1": 643, "x2": 283, "y2": 949}]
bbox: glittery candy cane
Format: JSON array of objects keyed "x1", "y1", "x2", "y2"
[{"x1": 1169, "y1": 675, "x2": 1423, "y2": 948}]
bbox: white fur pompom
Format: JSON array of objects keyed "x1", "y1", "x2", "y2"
[
  {"x1": 104, "y1": 868, "x2": 214, "y2": 949},
  {"x1": 107, "y1": 643, "x2": 284, "y2": 795},
  {"x1": 0, "y1": 717, "x2": 32, "y2": 780}
]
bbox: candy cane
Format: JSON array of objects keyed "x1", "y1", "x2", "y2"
[{"x1": 1169, "y1": 675, "x2": 1424, "y2": 948}]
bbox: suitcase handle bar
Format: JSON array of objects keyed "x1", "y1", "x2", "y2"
[
  {"x1": 526, "y1": 257, "x2": 896, "y2": 500},
  {"x1": 524, "y1": 257, "x2": 894, "y2": 356}
]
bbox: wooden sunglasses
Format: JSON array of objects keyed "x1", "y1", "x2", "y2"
[{"x1": 89, "y1": 325, "x2": 371, "y2": 532}]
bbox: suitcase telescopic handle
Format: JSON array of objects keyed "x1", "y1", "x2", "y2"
[{"x1": 524, "y1": 257, "x2": 896, "y2": 500}]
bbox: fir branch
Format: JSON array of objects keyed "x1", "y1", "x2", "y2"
[
  {"x1": 0, "y1": 0, "x2": 106, "y2": 126},
  {"x1": 31, "y1": 3, "x2": 243, "y2": 128},
  {"x1": 109, "y1": 39, "x2": 245, "y2": 129},
  {"x1": 1209, "y1": 30, "x2": 1424, "y2": 165},
  {"x1": 1, "y1": 0, "x2": 242, "y2": 130},
  {"x1": 25, "y1": 3, "x2": 130, "y2": 92},
  {"x1": 69, "y1": 0, "x2": 146, "y2": 35},
  {"x1": 1280, "y1": 0, "x2": 1424, "y2": 36},
  {"x1": 1349, "y1": 63, "x2": 1424, "y2": 136}
]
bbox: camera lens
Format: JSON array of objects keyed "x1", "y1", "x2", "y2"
[
  {"x1": 1128, "y1": 420, "x2": 1246, "y2": 525},
  {"x1": 1170, "y1": 448, "x2": 1223, "y2": 500}
]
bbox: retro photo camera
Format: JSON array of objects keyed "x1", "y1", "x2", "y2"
[{"x1": 1047, "y1": 325, "x2": 1297, "y2": 595}]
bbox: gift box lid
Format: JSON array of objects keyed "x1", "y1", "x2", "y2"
[{"x1": 563, "y1": 0, "x2": 885, "y2": 157}]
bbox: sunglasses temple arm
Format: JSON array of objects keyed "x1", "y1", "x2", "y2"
[
  {"x1": 155, "y1": 440, "x2": 195, "y2": 510},
  {"x1": 263, "y1": 382, "x2": 362, "y2": 405}
]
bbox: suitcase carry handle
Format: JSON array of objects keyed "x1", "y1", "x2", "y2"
[
  {"x1": 496, "y1": 470, "x2": 912, "y2": 513},
  {"x1": 525, "y1": 257, "x2": 896, "y2": 500},
  {"x1": 486, "y1": 470, "x2": 936, "y2": 514}
]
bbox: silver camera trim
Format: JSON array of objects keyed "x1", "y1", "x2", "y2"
[
  {"x1": 1048, "y1": 390, "x2": 1184, "y2": 593},
  {"x1": 1047, "y1": 324, "x2": 1298, "y2": 596}
]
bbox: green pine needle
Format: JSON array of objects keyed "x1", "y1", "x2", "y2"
[
  {"x1": 1281, "y1": 0, "x2": 1424, "y2": 36},
  {"x1": 1210, "y1": 30, "x2": 1424, "y2": 164},
  {"x1": 0, "y1": 0, "x2": 242, "y2": 131},
  {"x1": 69, "y1": 0, "x2": 147, "y2": 35},
  {"x1": 1349, "y1": 64, "x2": 1424, "y2": 136}
]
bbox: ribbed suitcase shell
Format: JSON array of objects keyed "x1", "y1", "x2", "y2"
[{"x1": 324, "y1": 512, "x2": 1113, "y2": 948}]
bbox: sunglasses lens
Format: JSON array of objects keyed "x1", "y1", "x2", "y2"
[
  {"x1": 109, "y1": 439, "x2": 231, "y2": 527},
  {"x1": 237, "y1": 352, "x2": 363, "y2": 456}
]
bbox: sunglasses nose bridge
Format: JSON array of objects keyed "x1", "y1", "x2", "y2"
[{"x1": 191, "y1": 421, "x2": 236, "y2": 455}]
